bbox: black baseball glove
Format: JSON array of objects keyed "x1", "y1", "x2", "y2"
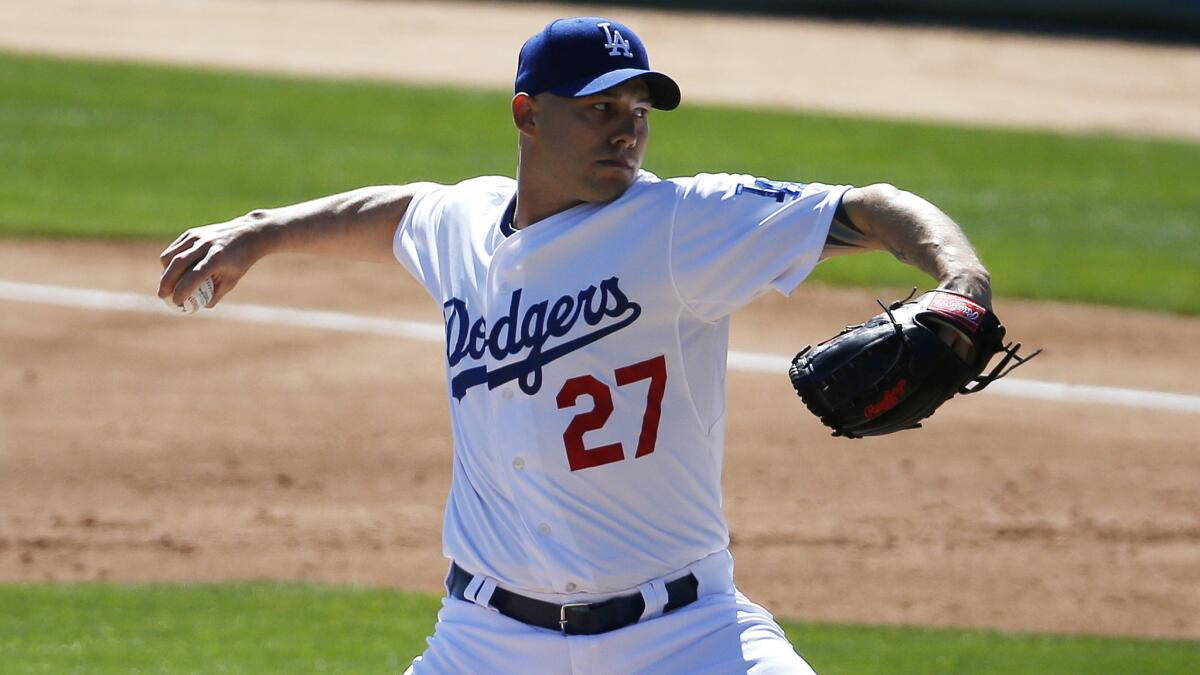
[{"x1": 788, "y1": 289, "x2": 1040, "y2": 438}]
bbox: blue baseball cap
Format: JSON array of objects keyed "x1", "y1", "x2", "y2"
[{"x1": 515, "y1": 17, "x2": 681, "y2": 111}]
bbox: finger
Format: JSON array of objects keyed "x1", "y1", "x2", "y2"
[
  {"x1": 172, "y1": 251, "x2": 220, "y2": 305},
  {"x1": 207, "y1": 273, "x2": 240, "y2": 307},
  {"x1": 206, "y1": 262, "x2": 245, "y2": 307},
  {"x1": 157, "y1": 242, "x2": 210, "y2": 299},
  {"x1": 159, "y1": 230, "x2": 198, "y2": 267},
  {"x1": 159, "y1": 239, "x2": 192, "y2": 269}
]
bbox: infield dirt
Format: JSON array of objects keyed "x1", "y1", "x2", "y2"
[{"x1": 2, "y1": 0, "x2": 1200, "y2": 642}]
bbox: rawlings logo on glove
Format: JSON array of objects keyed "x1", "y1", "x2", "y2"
[
  {"x1": 788, "y1": 289, "x2": 1040, "y2": 439},
  {"x1": 927, "y1": 293, "x2": 984, "y2": 332}
]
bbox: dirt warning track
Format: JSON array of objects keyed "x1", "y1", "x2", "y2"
[{"x1": 2, "y1": 240, "x2": 1198, "y2": 639}]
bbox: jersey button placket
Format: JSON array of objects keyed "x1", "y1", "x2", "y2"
[
  {"x1": 487, "y1": 246, "x2": 549, "y2": 554},
  {"x1": 486, "y1": 240, "x2": 580, "y2": 585},
  {"x1": 485, "y1": 241, "x2": 521, "y2": 457}
]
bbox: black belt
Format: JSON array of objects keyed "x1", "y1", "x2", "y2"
[{"x1": 448, "y1": 562, "x2": 699, "y2": 635}]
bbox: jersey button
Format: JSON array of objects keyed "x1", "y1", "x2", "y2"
[
  {"x1": 512, "y1": 456, "x2": 525, "y2": 470},
  {"x1": 502, "y1": 388, "x2": 514, "y2": 400},
  {"x1": 565, "y1": 582, "x2": 577, "y2": 592},
  {"x1": 537, "y1": 523, "x2": 551, "y2": 536}
]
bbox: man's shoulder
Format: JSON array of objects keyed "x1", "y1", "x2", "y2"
[
  {"x1": 662, "y1": 172, "x2": 750, "y2": 197},
  {"x1": 634, "y1": 170, "x2": 736, "y2": 190},
  {"x1": 613, "y1": 172, "x2": 749, "y2": 212},
  {"x1": 663, "y1": 173, "x2": 834, "y2": 204},
  {"x1": 405, "y1": 176, "x2": 513, "y2": 235},
  {"x1": 415, "y1": 176, "x2": 514, "y2": 218},
  {"x1": 442, "y1": 175, "x2": 517, "y2": 202},
  {"x1": 622, "y1": 170, "x2": 722, "y2": 199},
  {"x1": 454, "y1": 175, "x2": 517, "y2": 191}
]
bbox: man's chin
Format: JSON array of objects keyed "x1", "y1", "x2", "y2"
[{"x1": 585, "y1": 173, "x2": 638, "y2": 203}]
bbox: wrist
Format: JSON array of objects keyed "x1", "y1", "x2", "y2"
[
  {"x1": 240, "y1": 209, "x2": 281, "y2": 262},
  {"x1": 939, "y1": 268, "x2": 992, "y2": 309}
]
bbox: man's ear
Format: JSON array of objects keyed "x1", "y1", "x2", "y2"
[{"x1": 512, "y1": 93, "x2": 538, "y2": 138}]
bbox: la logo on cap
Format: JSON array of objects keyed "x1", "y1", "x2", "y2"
[{"x1": 599, "y1": 22, "x2": 633, "y2": 58}]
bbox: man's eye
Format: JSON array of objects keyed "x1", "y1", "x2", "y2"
[
  {"x1": 634, "y1": 108, "x2": 649, "y2": 119},
  {"x1": 592, "y1": 103, "x2": 609, "y2": 112}
]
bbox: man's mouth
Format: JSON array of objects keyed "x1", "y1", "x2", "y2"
[{"x1": 596, "y1": 158, "x2": 634, "y2": 170}]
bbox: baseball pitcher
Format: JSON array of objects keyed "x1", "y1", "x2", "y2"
[{"x1": 158, "y1": 17, "x2": 1031, "y2": 674}]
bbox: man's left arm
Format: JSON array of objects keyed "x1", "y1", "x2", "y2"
[{"x1": 822, "y1": 183, "x2": 992, "y2": 310}]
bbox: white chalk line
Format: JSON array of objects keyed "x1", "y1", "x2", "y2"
[{"x1": 3, "y1": 279, "x2": 1198, "y2": 414}]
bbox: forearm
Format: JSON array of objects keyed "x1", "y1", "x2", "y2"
[
  {"x1": 158, "y1": 183, "x2": 430, "y2": 306},
  {"x1": 836, "y1": 184, "x2": 992, "y2": 307},
  {"x1": 249, "y1": 184, "x2": 430, "y2": 264}
]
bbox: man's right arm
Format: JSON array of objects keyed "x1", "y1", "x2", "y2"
[{"x1": 157, "y1": 183, "x2": 433, "y2": 307}]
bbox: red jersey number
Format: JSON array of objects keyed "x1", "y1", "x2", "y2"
[{"x1": 555, "y1": 355, "x2": 668, "y2": 472}]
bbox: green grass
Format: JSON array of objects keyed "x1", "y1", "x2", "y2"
[
  {"x1": 0, "y1": 583, "x2": 439, "y2": 673},
  {"x1": 1, "y1": 583, "x2": 1197, "y2": 674},
  {"x1": 1, "y1": 51, "x2": 1198, "y2": 313}
]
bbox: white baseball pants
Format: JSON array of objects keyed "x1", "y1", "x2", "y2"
[{"x1": 405, "y1": 551, "x2": 817, "y2": 674}]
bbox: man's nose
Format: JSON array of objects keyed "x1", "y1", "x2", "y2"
[{"x1": 611, "y1": 114, "x2": 638, "y2": 148}]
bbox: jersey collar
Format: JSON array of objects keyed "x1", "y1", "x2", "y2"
[{"x1": 499, "y1": 197, "x2": 517, "y2": 238}]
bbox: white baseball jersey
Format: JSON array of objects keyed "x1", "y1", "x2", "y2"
[{"x1": 394, "y1": 170, "x2": 849, "y2": 597}]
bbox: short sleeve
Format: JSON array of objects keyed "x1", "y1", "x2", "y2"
[
  {"x1": 669, "y1": 173, "x2": 850, "y2": 321},
  {"x1": 393, "y1": 182, "x2": 449, "y2": 301}
]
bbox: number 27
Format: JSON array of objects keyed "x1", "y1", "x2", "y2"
[{"x1": 555, "y1": 355, "x2": 667, "y2": 472}]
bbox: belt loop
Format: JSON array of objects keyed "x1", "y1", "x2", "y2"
[
  {"x1": 463, "y1": 574, "x2": 485, "y2": 604},
  {"x1": 637, "y1": 579, "x2": 668, "y2": 622},
  {"x1": 460, "y1": 569, "x2": 500, "y2": 613},
  {"x1": 474, "y1": 577, "x2": 499, "y2": 611}
]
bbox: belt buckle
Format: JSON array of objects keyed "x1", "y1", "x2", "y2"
[{"x1": 558, "y1": 602, "x2": 590, "y2": 634}]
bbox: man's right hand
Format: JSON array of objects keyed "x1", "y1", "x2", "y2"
[{"x1": 157, "y1": 211, "x2": 269, "y2": 309}]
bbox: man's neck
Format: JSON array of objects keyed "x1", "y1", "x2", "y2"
[{"x1": 513, "y1": 184, "x2": 584, "y2": 230}]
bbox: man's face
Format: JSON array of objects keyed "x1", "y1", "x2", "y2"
[{"x1": 529, "y1": 78, "x2": 652, "y2": 204}]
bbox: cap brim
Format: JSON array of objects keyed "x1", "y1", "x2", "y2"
[{"x1": 548, "y1": 69, "x2": 681, "y2": 111}]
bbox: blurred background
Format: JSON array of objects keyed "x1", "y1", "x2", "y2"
[
  {"x1": 556, "y1": 0, "x2": 1200, "y2": 38},
  {"x1": 1, "y1": 1, "x2": 1198, "y2": 672}
]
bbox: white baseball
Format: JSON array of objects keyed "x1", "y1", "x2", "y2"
[{"x1": 164, "y1": 277, "x2": 214, "y2": 314}]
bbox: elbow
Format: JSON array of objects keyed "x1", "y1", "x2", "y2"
[
  {"x1": 855, "y1": 183, "x2": 909, "y2": 208},
  {"x1": 840, "y1": 183, "x2": 908, "y2": 233},
  {"x1": 841, "y1": 183, "x2": 906, "y2": 215},
  {"x1": 844, "y1": 183, "x2": 929, "y2": 226}
]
